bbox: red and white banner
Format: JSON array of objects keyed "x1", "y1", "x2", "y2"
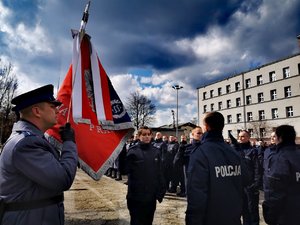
[{"x1": 46, "y1": 32, "x2": 134, "y2": 180}]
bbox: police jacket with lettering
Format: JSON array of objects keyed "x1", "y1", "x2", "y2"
[
  {"x1": 263, "y1": 142, "x2": 300, "y2": 225},
  {"x1": 126, "y1": 142, "x2": 166, "y2": 202},
  {"x1": 0, "y1": 120, "x2": 78, "y2": 225},
  {"x1": 186, "y1": 131, "x2": 244, "y2": 225}
]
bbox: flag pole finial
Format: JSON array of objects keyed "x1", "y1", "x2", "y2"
[{"x1": 80, "y1": 1, "x2": 91, "y2": 33}]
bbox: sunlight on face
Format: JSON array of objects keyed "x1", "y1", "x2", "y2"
[{"x1": 139, "y1": 129, "x2": 152, "y2": 144}]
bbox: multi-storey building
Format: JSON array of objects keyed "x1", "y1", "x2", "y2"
[{"x1": 197, "y1": 53, "x2": 300, "y2": 143}]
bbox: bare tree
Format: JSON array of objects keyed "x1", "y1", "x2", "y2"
[
  {"x1": 0, "y1": 60, "x2": 18, "y2": 143},
  {"x1": 248, "y1": 118, "x2": 273, "y2": 140},
  {"x1": 126, "y1": 91, "x2": 156, "y2": 130}
]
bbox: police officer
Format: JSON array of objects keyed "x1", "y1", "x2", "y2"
[
  {"x1": 186, "y1": 111, "x2": 246, "y2": 225},
  {"x1": 173, "y1": 135, "x2": 188, "y2": 197},
  {"x1": 153, "y1": 132, "x2": 168, "y2": 164},
  {"x1": 126, "y1": 126, "x2": 166, "y2": 225},
  {"x1": 230, "y1": 130, "x2": 262, "y2": 225},
  {"x1": 263, "y1": 125, "x2": 300, "y2": 225},
  {"x1": 0, "y1": 84, "x2": 78, "y2": 225},
  {"x1": 165, "y1": 135, "x2": 179, "y2": 193}
]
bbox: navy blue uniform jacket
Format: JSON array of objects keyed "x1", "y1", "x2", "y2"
[
  {"x1": 263, "y1": 142, "x2": 300, "y2": 225},
  {"x1": 186, "y1": 131, "x2": 244, "y2": 225},
  {"x1": 126, "y1": 142, "x2": 166, "y2": 202}
]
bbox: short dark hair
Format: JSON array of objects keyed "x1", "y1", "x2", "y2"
[
  {"x1": 137, "y1": 126, "x2": 152, "y2": 136},
  {"x1": 275, "y1": 125, "x2": 296, "y2": 144},
  {"x1": 203, "y1": 111, "x2": 224, "y2": 131}
]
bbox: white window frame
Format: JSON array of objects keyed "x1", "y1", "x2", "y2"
[
  {"x1": 271, "y1": 108, "x2": 279, "y2": 119},
  {"x1": 258, "y1": 92, "x2": 264, "y2": 102},
  {"x1": 270, "y1": 89, "x2": 277, "y2": 100},
  {"x1": 284, "y1": 86, "x2": 292, "y2": 98},
  {"x1": 247, "y1": 112, "x2": 253, "y2": 121},
  {"x1": 283, "y1": 67, "x2": 290, "y2": 78},
  {"x1": 286, "y1": 106, "x2": 293, "y2": 117}
]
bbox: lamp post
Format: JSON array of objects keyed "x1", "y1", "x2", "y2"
[{"x1": 172, "y1": 84, "x2": 183, "y2": 139}]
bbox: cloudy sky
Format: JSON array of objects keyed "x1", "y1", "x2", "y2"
[{"x1": 0, "y1": 0, "x2": 299, "y2": 127}]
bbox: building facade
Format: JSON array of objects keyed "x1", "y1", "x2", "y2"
[{"x1": 197, "y1": 53, "x2": 300, "y2": 143}]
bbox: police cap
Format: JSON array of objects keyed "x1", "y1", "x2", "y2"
[{"x1": 11, "y1": 84, "x2": 62, "y2": 111}]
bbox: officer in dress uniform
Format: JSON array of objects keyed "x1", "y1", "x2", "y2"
[
  {"x1": 0, "y1": 84, "x2": 78, "y2": 225},
  {"x1": 263, "y1": 125, "x2": 300, "y2": 225},
  {"x1": 186, "y1": 111, "x2": 247, "y2": 225}
]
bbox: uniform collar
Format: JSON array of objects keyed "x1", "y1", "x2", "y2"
[{"x1": 12, "y1": 120, "x2": 44, "y2": 138}]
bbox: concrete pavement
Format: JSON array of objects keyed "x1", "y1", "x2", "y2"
[{"x1": 65, "y1": 169, "x2": 266, "y2": 225}]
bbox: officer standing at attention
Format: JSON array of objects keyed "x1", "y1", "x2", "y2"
[
  {"x1": 186, "y1": 111, "x2": 246, "y2": 225},
  {"x1": 126, "y1": 126, "x2": 166, "y2": 225},
  {"x1": 229, "y1": 130, "x2": 262, "y2": 225},
  {"x1": 0, "y1": 84, "x2": 78, "y2": 225},
  {"x1": 263, "y1": 125, "x2": 300, "y2": 225}
]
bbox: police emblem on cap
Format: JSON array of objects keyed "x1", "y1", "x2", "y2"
[{"x1": 11, "y1": 84, "x2": 62, "y2": 111}]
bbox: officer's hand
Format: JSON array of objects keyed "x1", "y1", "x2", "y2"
[
  {"x1": 157, "y1": 197, "x2": 163, "y2": 203},
  {"x1": 59, "y1": 123, "x2": 75, "y2": 142}
]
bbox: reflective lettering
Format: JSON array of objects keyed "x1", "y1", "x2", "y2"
[
  {"x1": 296, "y1": 172, "x2": 300, "y2": 182},
  {"x1": 215, "y1": 165, "x2": 241, "y2": 178}
]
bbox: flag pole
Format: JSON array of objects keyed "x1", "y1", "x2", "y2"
[{"x1": 66, "y1": 1, "x2": 91, "y2": 123}]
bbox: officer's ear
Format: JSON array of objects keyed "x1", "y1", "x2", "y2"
[{"x1": 31, "y1": 103, "x2": 44, "y2": 118}]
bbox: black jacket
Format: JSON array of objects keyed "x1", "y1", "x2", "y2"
[
  {"x1": 126, "y1": 142, "x2": 166, "y2": 202},
  {"x1": 263, "y1": 142, "x2": 300, "y2": 225},
  {"x1": 186, "y1": 131, "x2": 244, "y2": 225}
]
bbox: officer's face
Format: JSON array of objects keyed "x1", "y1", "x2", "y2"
[
  {"x1": 238, "y1": 131, "x2": 250, "y2": 143},
  {"x1": 192, "y1": 128, "x2": 203, "y2": 141},
  {"x1": 139, "y1": 129, "x2": 152, "y2": 144},
  {"x1": 39, "y1": 102, "x2": 59, "y2": 129},
  {"x1": 270, "y1": 132, "x2": 277, "y2": 144}
]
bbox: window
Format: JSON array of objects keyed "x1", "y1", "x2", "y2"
[
  {"x1": 227, "y1": 115, "x2": 232, "y2": 124},
  {"x1": 258, "y1": 92, "x2": 264, "y2": 103},
  {"x1": 248, "y1": 129, "x2": 254, "y2": 138},
  {"x1": 284, "y1": 86, "x2": 292, "y2": 98},
  {"x1": 236, "y1": 113, "x2": 242, "y2": 123},
  {"x1": 271, "y1": 108, "x2": 279, "y2": 119},
  {"x1": 246, "y1": 95, "x2": 252, "y2": 105},
  {"x1": 260, "y1": 128, "x2": 266, "y2": 138},
  {"x1": 257, "y1": 75, "x2": 263, "y2": 85},
  {"x1": 269, "y1": 71, "x2": 276, "y2": 82},
  {"x1": 247, "y1": 112, "x2": 253, "y2": 121},
  {"x1": 227, "y1": 99, "x2": 231, "y2": 108},
  {"x1": 218, "y1": 87, "x2": 222, "y2": 96},
  {"x1": 210, "y1": 103, "x2": 214, "y2": 111},
  {"x1": 203, "y1": 105, "x2": 207, "y2": 113},
  {"x1": 235, "y1": 82, "x2": 241, "y2": 91},
  {"x1": 245, "y1": 79, "x2": 251, "y2": 88},
  {"x1": 226, "y1": 85, "x2": 231, "y2": 93},
  {"x1": 270, "y1": 89, "x2": 277, "y2": 100},
  {"x1": 210, "y1": 90, "x2": 214, "y2": 98},
  {"x1": 283, "y1": 67, "x2": 290, "y2": 78},
  {"x1": 286, "y1": 106, "x2": 293, "y2": 117},
  {"x1": 259, "y1": 110, "x2": 265, "y2": 120},
  {"x1": 203, "y1": 92, "x2": 207, "y2": 100},
  {"x1": 236, "y1": 97, "x2": 241, "y2": 107},
  {"x1": 218, "y1": 102, "x2": 223, "y2": 110}
]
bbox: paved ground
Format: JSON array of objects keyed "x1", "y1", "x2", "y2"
[{"x1": 65, "y1": 169, "x2": 266, "y2": 225}]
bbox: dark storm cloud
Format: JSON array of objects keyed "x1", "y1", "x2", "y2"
[
  {"x1": 2, "y1": 0, "x2": 40, "y2": 27},
  {"x1": 89, "y1": 0, "x2": 243, "y2": 38},
  {"x1": 68, "y1": 0, "x2": 249, "y2": 73}
]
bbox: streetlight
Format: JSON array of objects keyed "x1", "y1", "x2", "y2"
[{"x1": 172, "y1": 84, "x2": 183, "y2": 139}]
